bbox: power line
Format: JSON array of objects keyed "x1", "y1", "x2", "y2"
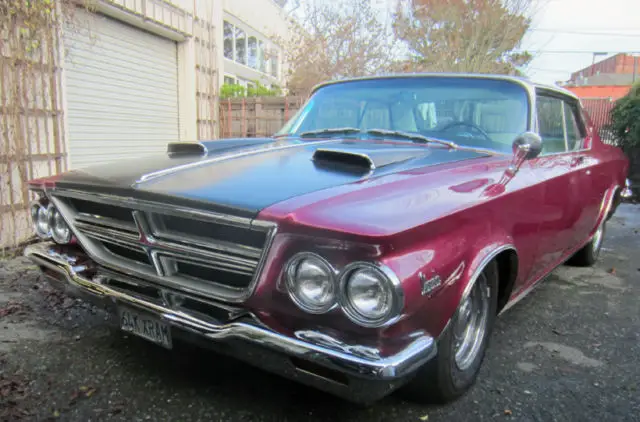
[
  {"x1": 530, "y1": 28, "x2": 640, "y2": 37},
  {"x1": 518, "y1": 50, "x2": 640, "y2": 54},
  {"x1": 527, "y1": 67, "x2": 574, "y2": 74},
  {"x1": 534, "y1": 27, "x2": 640, "y2": 32}
]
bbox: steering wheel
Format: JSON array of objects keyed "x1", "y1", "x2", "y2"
[{"x1": 439, "y1": 121, "x2": 492, "y2": 142}]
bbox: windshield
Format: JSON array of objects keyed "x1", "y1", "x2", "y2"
[{"x1": 276, "y1": 77, "x2": 530, "y2": 153}]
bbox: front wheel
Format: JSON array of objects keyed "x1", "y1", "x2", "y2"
[
  {"x1": 567, "y1": 222, "x2": 606, "y2": 267},
  {"x1": 402, "y1": 261, "x2": 498, "y2": 404}
]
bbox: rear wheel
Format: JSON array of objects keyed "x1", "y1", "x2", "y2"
[
  {"x1": 567, "y1": 222, "x2": 606, "y2": 267},
  {"x1": 402, "y1": 261, "x2": 498, "y2": 404}
]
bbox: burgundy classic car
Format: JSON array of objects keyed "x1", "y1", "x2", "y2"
[{"x1": 25, "y1": 74, "x2": 631, "y2": 404}]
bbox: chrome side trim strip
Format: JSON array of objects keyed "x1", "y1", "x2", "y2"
[{"x1": 26, "y1": 243, "x2": 436, "y2": 380}]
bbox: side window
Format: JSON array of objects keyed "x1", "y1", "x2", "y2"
[
  {"x1": 563, "y1": 101, "x2": 587, "y2": 150},
  {"x1": 536, "y1": 95, "x2": 567, "y2": 154}
]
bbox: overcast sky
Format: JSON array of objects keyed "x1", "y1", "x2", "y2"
[{"x1": 522, "y1": 0, "x2": 640, "y2": 84}]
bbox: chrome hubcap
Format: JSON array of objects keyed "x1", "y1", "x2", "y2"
[
  {"x1": 592, "y1": 224, "x2": 604, "y2": 254},
  {"x1": 453, "y1": 274, "x2": 490, "y2": 371}
]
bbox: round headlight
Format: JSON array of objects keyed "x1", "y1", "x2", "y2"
[
  {"x1": 340, "y1": 264, "x2": 403, "y2": 327},
  {"x1": 47, "y1": 205, "x2": 72, "y2": 244},
  {"x1": 31, "y1": 203, "x2": 51, "y2": 239},
  {"x1": 285, "y1": 253, "x2": 336, "y2": 313}
]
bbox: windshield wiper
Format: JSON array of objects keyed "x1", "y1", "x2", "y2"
[
  {"x1": 299, "y1": 127, "x2": 361, "y2": 138},
  {"x1": 366, "y1": 129, "x2": 458, "y2": 149}
]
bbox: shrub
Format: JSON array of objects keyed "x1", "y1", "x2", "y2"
[
  {"x1": 609, "y1": 82, "x2": 640, "y2": 178},
  {"x1": 220, "y1": 82, "x2": 281, "y2": 99}
]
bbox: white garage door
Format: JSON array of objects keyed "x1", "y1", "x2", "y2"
[{"x1": 64, "y1": 10, "x2": 179, "y2": 169}]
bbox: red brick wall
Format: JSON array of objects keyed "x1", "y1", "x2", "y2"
[{"x1": 571, "y1": 54, "x2": 640, "y2": 80}]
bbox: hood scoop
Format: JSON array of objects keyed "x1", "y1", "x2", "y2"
[
  {"x1": 167, "y1": 142, "x2": 208, "y2": 158},
  {"x1": 313, "y1": 146, "x2": 429, "y2": 171}
]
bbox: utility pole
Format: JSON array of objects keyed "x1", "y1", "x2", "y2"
[{"x1": 591, "y1": 52, "x2": 608, "y2": 77}]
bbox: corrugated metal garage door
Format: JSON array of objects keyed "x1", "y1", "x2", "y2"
[{"x1": 64, "y1": 10, "x2": 179, "y2": 169}]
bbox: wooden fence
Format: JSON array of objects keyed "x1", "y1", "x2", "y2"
[
  {"x1": 581, "y1": 97, "x2": 616, "y2": 144},
  {"x1": 218, "y1": 97, "x2": 305, "y2": 138}
]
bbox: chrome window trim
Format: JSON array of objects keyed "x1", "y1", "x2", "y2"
[
  {"x1": 561, "y1": 99, "x2": 570, "y2": 152},
  {"x1": 48, "y1": 189, "x2": 278, "y2": 303},
  {"x1": 563, "y1": 98, "x2": 590, "y2": 152},
  {"x1": 533, "y1": 88, "x2": 595, "y2": 158},
  {"x1": 310, "y1": 73, "x2": 539, "y2": 133}
]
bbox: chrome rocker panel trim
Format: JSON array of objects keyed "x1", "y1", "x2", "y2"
[{"x1": 25, "y1": 242, "x2": 437, "y2": 403}]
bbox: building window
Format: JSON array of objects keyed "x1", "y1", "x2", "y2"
[
  {"x1": 258, "y1": 40, "x2": 266, "y2": 73},
  {"x1": 223, "y1": 21, "x2": 234, "y2": 60},
  {"x1": 235, "y1": 27, "x2": 246, "y2": 65},
  {"x1": 248, "y1": 36, "x2": 258, "y2": 69},
  {"x1": 270, "y1": 52, "x2": 279, "y2": 78},
  {"x1": 224, "y1": 20, "x2": 276, "y2": 78},
  {"x1": 224, "y1": 76, "x2": 237, "y2": 85}
]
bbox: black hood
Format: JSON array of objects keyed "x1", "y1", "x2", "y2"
[{"x1": 54, "y1": 138, "x2": 489, "y2": 217}]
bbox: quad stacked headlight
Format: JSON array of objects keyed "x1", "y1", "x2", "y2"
[
  {"x1": 30, "y1": 202, "x2": 51, "y2": 239},
  {"x1": 285, "y1": 253, "x2": 403, "y2": 327},
  {"x1": 30, "y1": 201, "x2": 73, "y2": 244},
  {"x1": 338, "y1": 263, "x2": 403, "y2": 327},
  {"x1": 285, "y1": 253, "x2": 337, "y2": 314}
]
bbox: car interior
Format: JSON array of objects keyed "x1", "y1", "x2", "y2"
[{"x1": 308, "y1": 87, "x2": 529, "y2": 153}]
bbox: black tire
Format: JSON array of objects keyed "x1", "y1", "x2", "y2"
[
  {"x1": 402, "y1": 261, "x2": 499, "y2": 404},
  {"x1": 566, "y1": 222, "x2": 606, "y2": 267}
]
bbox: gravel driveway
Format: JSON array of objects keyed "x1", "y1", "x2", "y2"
[{"x1": 1, "y1": 204, "x2": 639, "y2": 422}]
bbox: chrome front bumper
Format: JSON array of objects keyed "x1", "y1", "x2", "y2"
[{"x1": 25, "y1": 242, "x2": 436, "y2": 403}]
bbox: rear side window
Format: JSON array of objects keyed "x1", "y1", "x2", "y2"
[
  {"x1": 536, "y1": 95, "x2": 567, "y2": 154},
  {"x1": 563, "y1": 100, "x2": 587, "y2": 150}
]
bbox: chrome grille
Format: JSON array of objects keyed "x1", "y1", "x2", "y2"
[{"x1": 50, "y1": 190, "x2": 276, "y2": 302}]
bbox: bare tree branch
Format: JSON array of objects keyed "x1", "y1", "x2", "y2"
[
  {"x1": 393, "y1": 0, "x2": 534, "y2": 74},
  {"x1": 277, "y1": 0, "x2": 397, "y2": 96}
]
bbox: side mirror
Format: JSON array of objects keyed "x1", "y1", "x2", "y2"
[
  {"x1": 512, "y1": 132, "x2": 543, "y2": 161},
  {"x1": 505, "y1": 132, "x2": 543, "y2": 178}
]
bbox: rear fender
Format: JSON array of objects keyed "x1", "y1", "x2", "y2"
[{"x1": 598, "y1": 184, "x2": 621, "y2": 228}]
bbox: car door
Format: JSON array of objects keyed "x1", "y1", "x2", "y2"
[
  {"x1": 526, "y1": 91, "x2": 585, "y2": 281},
  {"x1": 560, "y1": 97, "x2": 603, "y2": 250}
]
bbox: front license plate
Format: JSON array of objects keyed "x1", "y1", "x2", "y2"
[{"x1": 119, "y1": 307, "x2": 172, "y2": 349}]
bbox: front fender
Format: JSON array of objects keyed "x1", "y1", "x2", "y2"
[
  {"x1": 435, "y1": 242, "x2": 516, "y2": 337},
  {"x1": 382, "y1": 221, "x2": 517, "y2": 340}
]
